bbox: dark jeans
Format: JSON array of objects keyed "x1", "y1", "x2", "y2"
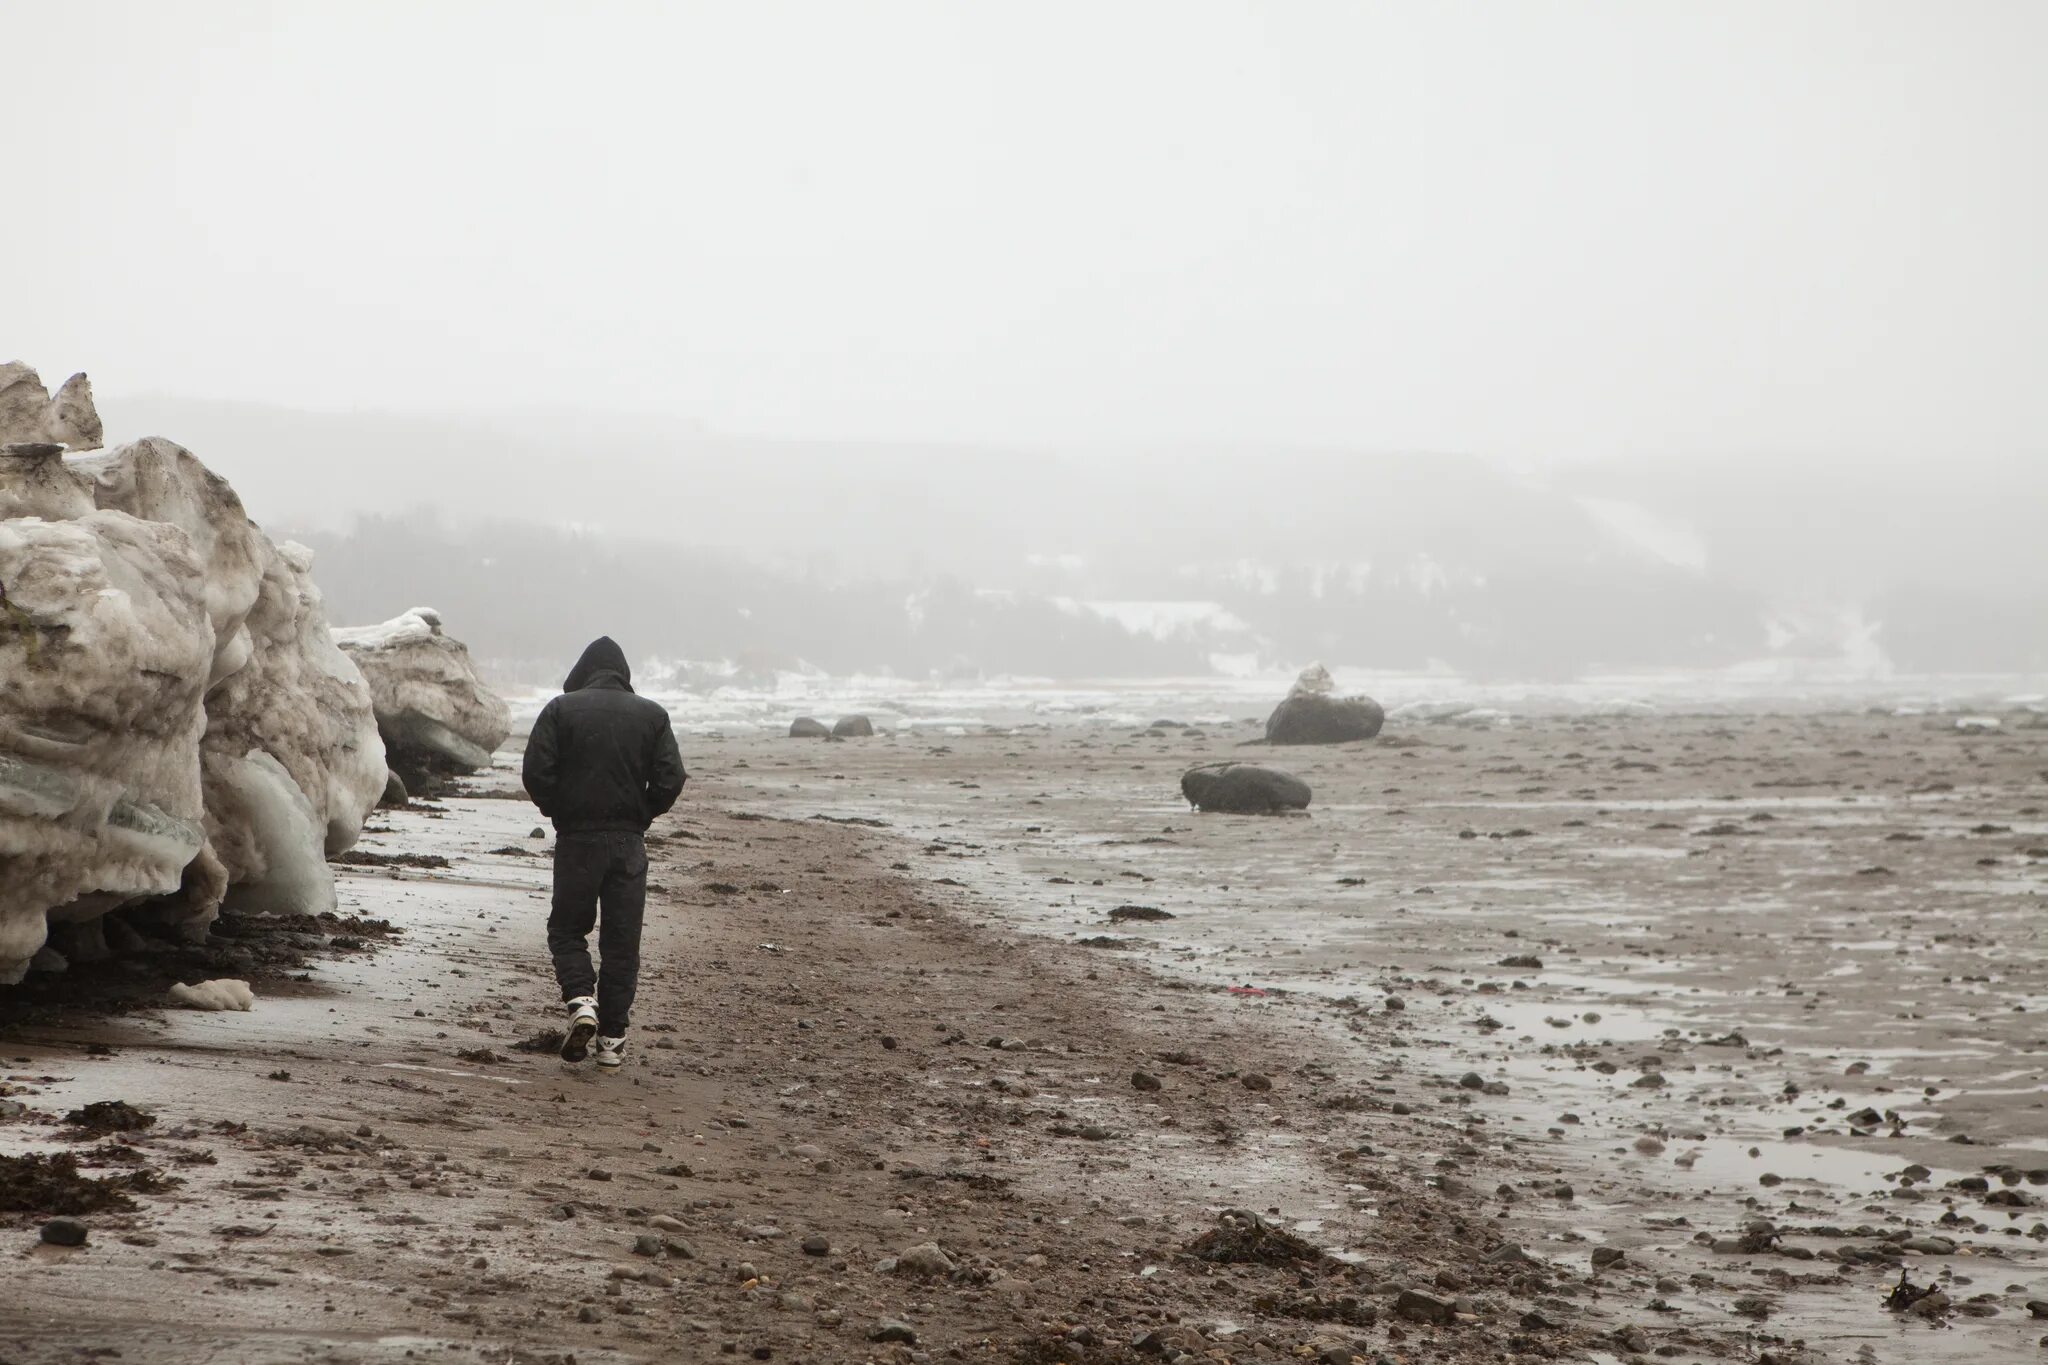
[{"x1": 547, "y1": 831, "x2": 647, "y2": 1036}]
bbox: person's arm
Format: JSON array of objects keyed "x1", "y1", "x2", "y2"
[
  {"x1": 646, "y1": 721, "x2": 686, "y2": 818},
  {"x1": 521, "y1": 699, "x2": 561, "y2": 816}
]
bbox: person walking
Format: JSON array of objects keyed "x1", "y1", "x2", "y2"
[{"x1": 520, "y1": 637, "x2": 685, "y2": 1068}]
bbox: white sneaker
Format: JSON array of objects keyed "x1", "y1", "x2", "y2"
[
  {"x1": 561, "y1": 997, "x2": 598, "y2": 1063},
  {"x1": 594, "y1": 1035, "x2": 627, "y2": 1069}
]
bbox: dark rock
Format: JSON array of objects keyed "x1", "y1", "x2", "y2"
[
  {"x1": 893, "y1": 1242, "x2": 953, "y2": 1277},
  {"x1": 869, "y1": 1319, "x2": 917, "y2": 1344},
  {"x1": 831, "y1": 715, "x2": 875, "y2": 738},
  {"x1": 1180, "y1": 763, "x2": 1311, "y2": 814},
  {"x1": 40, "y1": 1219, "x2": 88, "y2": 1247},
  {"x1": 1241, "y1": 1073, "x2": 1274, "y2": 1092},
  {"x1": 788, "y1": 717, "x2": 830, "y2": 739},
  {"x1": 802, "y1": 1235, "x2": 830, "y2": 1256},
  {"x1": 379, "y1": 768, "x2": 409, "y2": 807},
  {"x1": 1108, "y1": 904, "x2": 1175, "y2": 922},
  {"x1": 1265, "y1": 678, "x2": 1384, "y2": 746},
  {"x1": 1131, "y1": 1071, "x2": 1163, "y2": 1092},
  {"x1": 63, "y1": 1100, "x2": 154, "y2": 1134},
  {"x1": 1394, "y1": 1289, "x2": 1455, "y2": 1325}
]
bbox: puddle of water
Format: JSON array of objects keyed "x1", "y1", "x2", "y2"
[{"x1": 377, "y1": 1061, "x2": 528, "y2": 1085}]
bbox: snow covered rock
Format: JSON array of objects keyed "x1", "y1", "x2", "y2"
[
  {"x1": 1263, "y1": 664, "x2": 1384, "y2": 745},
  {"x1": 0, "y1": 363, "x2": 103, "y2": 451},
  {"x1": 335, "y1": 608, "x2": 510, "y2": 785}
]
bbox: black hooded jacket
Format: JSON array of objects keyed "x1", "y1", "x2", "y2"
[{"x1": 521, "y1": 638, "x2": 686, "y2": 834}]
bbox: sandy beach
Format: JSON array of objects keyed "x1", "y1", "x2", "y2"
[{"x1": 3, "y1": 709, "x2": 2045, "y2": 1364}]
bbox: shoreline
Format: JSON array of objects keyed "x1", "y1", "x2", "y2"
[{"x1": 1, "y1": 762, "x2": 1600, "y2": 1365}]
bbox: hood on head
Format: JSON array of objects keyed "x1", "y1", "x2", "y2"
[{"x1": 564, "y1": 636, "x2": 632, "y2": 692}]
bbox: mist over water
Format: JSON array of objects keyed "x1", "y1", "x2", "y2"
[{"x1": 104, "y1": 395, "x2": 2048, "y2": 698}]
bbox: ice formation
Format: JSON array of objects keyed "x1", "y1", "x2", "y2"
[
  {"x1": 1, "y1": 369, "x2": 386, "y2": 982},
  {"x1": 335, "y1": 607, "x2": 510, "y2": 785},
  {"x1": 168, "y1": 977, "x2": 255, "y2": 1011},
  {"x1": 0, "y1": 363, "x2": 103, "y2": 451}
]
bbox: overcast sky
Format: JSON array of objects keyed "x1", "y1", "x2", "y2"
[{"x1": 9, "y1": 1, "x2": 2044, "y2": 465}]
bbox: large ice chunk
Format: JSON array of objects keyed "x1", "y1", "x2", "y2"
[
  {"x1": 1, "y1": 424, "x2": 388, "y2": 980},
  {"x1": 0, "y1": 502, "x2": 214, "y2": 981},
  {"x1": 335, "y1": 607, "x2": 510, "y2": 785},
  {"x1": 82, "y1": 438, "x2": 385, "y2": 903},
  {"x1": 0, "y1": 362, "x2": 103, "y2": 451},
  {"x1": 202, "y1": 538, "x2": 387, "y2": 879}
]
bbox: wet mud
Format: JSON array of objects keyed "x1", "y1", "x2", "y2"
[{"x1": 1, "y1": 708, "x2": 2042, "y2": 1363}]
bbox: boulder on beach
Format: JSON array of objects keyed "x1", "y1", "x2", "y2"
[
  {"x1": 1180, "y1": 762, "x2": 1312, "y2": 814},
  {"x1": 334, "y1": 608, "x2": 510, "y2": 788},
  {"x1": 788, "y1": 717, "x2": 830, "y2": 738},
  {"x1": 833, "y1": 714, "x2": 875, "y2": 738},
  {"x1": 1263, "y1": 663, "x2": 1383, "y2": 745}
]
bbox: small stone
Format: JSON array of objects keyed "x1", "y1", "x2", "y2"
[
  {"x1": 633, "y1": 1234, "x2": 662, "y2": 1257},
  {"x1": 530, "y1": 827, "x2": 547, "y2": 839},
  {"x1": 1132, "y1": 1070, "x2": 1163, "y2": 1092},
  {"x1": 40, "y1": 1219, "x2": 87, "y2": 1247},
  {"x1": 1591, "y1": 1246, "x2": 1626, "y2": 1270},
  {"x1": 1241, "y1": 1073, "x2": 1273, "y2": 1092},
  {"x1": 1458, "y1": 1072, "x2": 1485, "y2": 1090},
  {"x1": 802, "y1": 1235, "x2": 830, "y2": 1256},
  {"x1": 1395, "y1": 1289, "x2": 1455, "y2": 1325},
  {"x1": 894, "y1": 1242, "x2": 954, "y2": 1277},
  {"x1": 869, "y1": 1319, "x2": 917, "y2": 1344}
]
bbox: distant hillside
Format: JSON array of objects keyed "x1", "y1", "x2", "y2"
[{"x1": 100, "y1": 395, "x2": 2048, "y2": 682}]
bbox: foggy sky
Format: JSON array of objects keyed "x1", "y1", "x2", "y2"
[{"x1": 9, "y1": 1, "x2": 2046, "y2": 468}]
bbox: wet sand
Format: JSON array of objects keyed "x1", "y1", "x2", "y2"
[{"x1": 2, "y1": 708, "x2": 2044, "y2": 1363}]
